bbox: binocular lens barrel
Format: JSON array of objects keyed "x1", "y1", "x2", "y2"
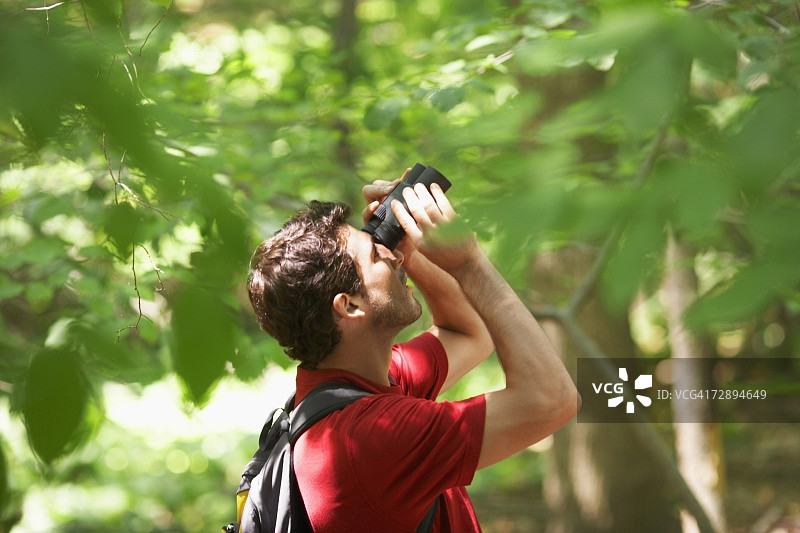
[
  {"x1": 363, "y1": 163, "x2": 426, "y2": 236},
  {"x1": 362, "y1": 163, "x2": 452, "y2": 251}
]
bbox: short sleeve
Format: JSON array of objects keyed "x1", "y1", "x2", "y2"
[
  {"x1": 389, "y1": 332, "x2": 448, "y2": 399},
  {"x1": 345, "y1": 393, "x2": 486, "y2": 531}
]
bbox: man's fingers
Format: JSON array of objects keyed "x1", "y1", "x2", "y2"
[
  {"x1": 413, "y1": 182, "x2": 445, "y2": 221},
  {"x1": 362, "y1": 200, "x2": 380, "y2": 226},
  {"x1": 402, "y1": 186, "x2": 434, "y2": 228},
  {"x1": 430, "y1": 183, "x2": 456, "y2": 219},
  {"x1": 362, "y1": 179, "x2": 401, "y2": 203},
  {"x1": 391, "y1": 200, "x2": 424, "y2": 241}
]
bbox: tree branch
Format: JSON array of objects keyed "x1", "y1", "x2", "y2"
[
  {"x1": 553, "y1": 313, "x2": 720, "y2": 533},
  {"x1": 527, "y1": 101, "x2": 719, "y2": 531}
]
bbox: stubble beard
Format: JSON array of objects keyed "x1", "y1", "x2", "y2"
[{"x1": 368, "y1": 288, "x2": 422, "y2": 329}]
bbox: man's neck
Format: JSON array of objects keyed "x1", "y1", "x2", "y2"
[{"x1": 315, "y1": 329, "x2": 397, "y2": 386}]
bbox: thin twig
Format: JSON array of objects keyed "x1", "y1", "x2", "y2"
[
  {"x1": 102, "y1": 131, "x2": 120, "y2": 204},
  {"x1": 565, "y1": 229, "x2": 619, "y2": 316},
  {"x1": 63, "y1": 106, "x2": 87, "y2": 140},
  {"x1": 526, "y1": 302, "x2": 564, "y2": 322},
  {"x1": 116, "y1": 244, "x2": 153, "y2": 342},
  {"x1": 137, "y1": 244, "x2": 165, "y2": 292},
  {"x1": 79, "y1": 0, "x2": 96, "y2": 42},
  {"x1": 116, "y1": 181, "x2": 177, "y2": 220},
  {"x1": 102, "y1": 132, "x2": 176, "y2": 220},
  {"x1": 763, "y1": 14, "x2": 791, "y2": 35},
  {"x1": 139, "y1": 0, "x2": 173, "y2": 56},
  {"x1": 26, "y1": 1, "x2": 64, "y2": 11},
  {"x1": 634, "y1": 113, "x2": 673, "y2": 187},
  {"x1": 116, "y1": 12, "x2": 149, "y2": 101},
  {"x1": 477, "y1": 49, "x2": 515, "y2": 74}
]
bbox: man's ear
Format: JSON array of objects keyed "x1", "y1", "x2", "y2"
[{"x1": 332, "y1": 293, "x2": 366, "y2": 320}]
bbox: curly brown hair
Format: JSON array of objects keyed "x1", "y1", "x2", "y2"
[{"x1": 247, "y1": 201, "x2": 363, "y2": 368}]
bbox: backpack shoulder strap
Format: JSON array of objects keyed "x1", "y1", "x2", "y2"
[
  {"x1": 289, "y1": 382, "x2": 373, "y2": 444},
  {"x1": 290, "y1": 382, "x2": 440, "y2": 533}
]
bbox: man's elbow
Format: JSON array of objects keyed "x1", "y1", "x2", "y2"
[
  {"x1": 546, "y1": 385, "x2": 581, "y2": 432},
  {"x1": 478, "y1": 332, "x2": 495, "y2": 362}
]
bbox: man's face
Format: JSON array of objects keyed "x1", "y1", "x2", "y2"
[{"x1": 345, "y1": 226, "x2": 421, "y2": 329}]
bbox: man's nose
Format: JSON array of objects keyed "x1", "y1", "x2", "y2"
[
  {"x1": 377, "y1": 244, "x2": 403, "y2": 268},
  {"x1": 392, "y1": 248, "x2": 404, "y2": 268}
]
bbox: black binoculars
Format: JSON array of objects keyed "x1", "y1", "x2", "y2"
[{"x1": 362, "y1": 163, "x2": 452, "y2": 250}]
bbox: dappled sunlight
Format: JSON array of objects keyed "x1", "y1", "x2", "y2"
[
  {"x1": 2, "y1": 0, "x2": 800, "y2": 530},
  {"x1": 1, "y1": 368, "x2": 296, "y2": 532}
]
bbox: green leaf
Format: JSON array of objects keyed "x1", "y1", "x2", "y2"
[
  {"x1": 602, "y1": 209, "x2": 666, "y2": 312},
  {"x1": 229, "y1": 334, "x2": 272, "y2": 381},
  {"x1": 364, "y1": 97, "x2": 409, "y2": 130},
  {"x1": 686, "y1": 260, "x2": 800, "y2": 327},
  {"x1": 727, "y1": 89, "x2": 800, "y2": 192},
  {"x1": 0, "y1": 437, "x2": 8, "y2": 514},
  {"x1": 171, "y1": 286, "x2": 236, "y2": 404},
  {"x1": 659, "y1": 161, "x2": 732, "y2": 238},
  {"x1": 23, "y1": 348, "x2": 89, "y2": 463},
  {"x1": 466, "y1": 34, "x2": 505, "y2": 52},
  {"x1": 102, "y1": 203, "x2": 140, "y2": 259},
  {"x1": 430, "y1": 86, "x2": 466, "y2": 112},
  {"x1": 746, "y1": 207, "x2": 800, "y2": 257}
]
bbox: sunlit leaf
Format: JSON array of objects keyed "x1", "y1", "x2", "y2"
[{"x1": 466, "y1": 34, "x2": 505, "y2": 52}]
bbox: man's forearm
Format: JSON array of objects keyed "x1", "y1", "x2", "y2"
[
  {"x1": 385, "y1": 183, "x2": 577, "y2": 466},
  {"x1": 403, "y1": 248, "x2": 484, "y2": 336},
  {"x1": 450, "y1": 251, "x2": 575, "y2": 400},
  {"x1": 403, "y1": 247, "x2": 494, "y2": 389}
]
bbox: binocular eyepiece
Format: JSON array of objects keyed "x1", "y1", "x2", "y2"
[{"x1": 362, "y1": 163, "x2": 452, "y2": 250}]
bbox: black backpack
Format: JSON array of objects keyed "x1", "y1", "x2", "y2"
[{"x1": 222, "y1": 382, "x2": 439, "y2": 533}]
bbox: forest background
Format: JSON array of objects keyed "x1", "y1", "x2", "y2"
[{"x1": 1, "y1": 0, "x2": 800, "y2": 531}]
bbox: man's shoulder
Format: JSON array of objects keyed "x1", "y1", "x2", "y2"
[
  {"x1": 391, "y1": 331, "x2": 444, "y2": 359},
  {"x1": 390, "y1": 332, "x2": 447, "y2": 398}
]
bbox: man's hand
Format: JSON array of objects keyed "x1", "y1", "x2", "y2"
[
  {"x1": 390, "y1": 182, "x2": 480, "y2": 273},
  {"x1": 361, "y1": 177, "x2": 401, "y2": 226},
  {"x1": 362, "y1": 170, "x2": 494, "y2": 393},
  {"x1": 361, "y1": 170, "x2": 417, "y2": 259}
]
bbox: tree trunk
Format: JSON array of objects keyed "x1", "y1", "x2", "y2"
[
  {"x1": 663, "y1": 231, "x2": 726, "y2": 533},
  {"x1": 532, "y1": 247, "x2": 680, "y2": 533},
  {"x1": 331, "y1": 0, "x2": 362, "y2": 207}
]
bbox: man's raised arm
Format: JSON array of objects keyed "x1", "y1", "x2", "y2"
[
  {"x1": 362, "y1": 178, "x2": 493, "y2": 392},
  {"x1": 392, "y1": 183, "x2": 580, "y2": 469}
]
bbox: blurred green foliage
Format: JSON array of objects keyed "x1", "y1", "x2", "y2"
[{"x1": 1, "y1": 0, "x2": 799, "y2": 530}]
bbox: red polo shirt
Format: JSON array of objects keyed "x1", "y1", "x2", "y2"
[{"x1": 294, "y1": 333, "x2": 486, "y2": 532}]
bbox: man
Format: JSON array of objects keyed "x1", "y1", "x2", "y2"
[{"x1": 247, "y1": 170, "x2": 580, "y2": 532}]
